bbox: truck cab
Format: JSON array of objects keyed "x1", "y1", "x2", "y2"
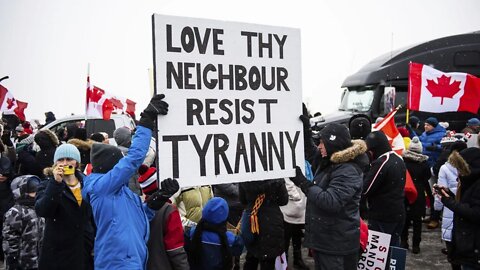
[{"x1": 313, "y1": 32, "x2": 480, "y2": 132}]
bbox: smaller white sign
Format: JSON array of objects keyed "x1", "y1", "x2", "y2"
[
  {"x1": 357, "y1": 230, "x2": 391, "y2": 270},
  {"x1": 384, "y1": 86, "x2": 396, "y2": 112}
]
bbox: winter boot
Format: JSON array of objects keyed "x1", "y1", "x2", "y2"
[{"x1": 293, "y1": 250, "x2": 309, "y2": 270}]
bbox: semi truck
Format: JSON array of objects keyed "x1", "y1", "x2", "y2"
[{"x1": 313, "y1": 31, "x2": 480, "y2": 132}]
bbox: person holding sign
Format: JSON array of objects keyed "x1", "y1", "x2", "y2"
[
  {"x1": 290, "y1": 119, "x2": 367, "y2": 270},
  {"x1": 82, "y1": 94, "x2": 180, "y2": 270}
]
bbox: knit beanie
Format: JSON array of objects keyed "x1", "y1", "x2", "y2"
[
  {"x1": 114, "y1": 127, "x2": 132, "y2": 148},
  {"x1": 348, "y1": 117, "x2": 371, "y2": 140},
  {"x1": 90, "y1": 143, "x2": 124, "y2": 173},
  {"x1": 202, "y1": 197, "x2": 229, "y2": 224},
  {"x1": 138, "y1": 164, "x2": 158, "y2": 196},
  {"x1": 409, "y1": 116, "x2": 420, "y2": 127},
  {"x1": 89, "y1": 133, "x2": 105, "y2": 143},
  {"x1": 54, "y1": 144, "x2": 81, "y2": 163},
  {"x1": 409, "y1": 137, "x2": 423, "y2": 154},
  {"x1": 467, "y1": 117, "x2": 480, "y2": 126},
  {"x1": 319, "y1": 123, "x2": 352, "y2": 156},
  {"x1": 425, "y1": 117, "x2": 438, "y2": 127}
]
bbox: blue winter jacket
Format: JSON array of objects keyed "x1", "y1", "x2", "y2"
[
  {"x1": 419, "y1": 125, "x2": 446, "y2": 168},
  {"x1": 82, "y1": 126, "x2": 155, "y2": 270}
]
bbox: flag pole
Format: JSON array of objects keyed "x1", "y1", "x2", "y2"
[
  {"x1": 85, "y1": 63, "x2": 90, "y2": 121},
  {"x1": 406, "y1": 108, "x2": 410, "y2": 124}
]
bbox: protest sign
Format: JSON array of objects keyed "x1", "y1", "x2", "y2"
[
  {"x1": 389, "y1": 246, "x2": 407, "y2": 270},
  {"x1": 357, "y1": 230, "x2": 391, "y2": 270},
  {"x1": 152, "y1": 14, "x2": 303, "y2": 187}
]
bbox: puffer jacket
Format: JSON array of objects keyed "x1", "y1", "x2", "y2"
[
  {"x1": 82, "y1": 126, "x2": 155, "y2": 270},
  {"x1": 173, "y1": 186, "x2": 213, "y2": 228},
  {"x1": 419, "y1": 125, "x2": 446, "y2": 168},
  {"x1": 239, "y1": 179, "x2": 288, "y2": 259},
  {"x1": 441, "y1": 148, "x2": 480, "y2": 267},
  {"x1": 364, "y1": 131, "x2": 406, "y2": 223},
  {"x1": 304, "y1": 140, "x2": 366, "y2": 255},
  {"x1": 34, "y1": 129, "x2": 59, "y2": 176},
  {"x1": 402, "y1": 150, "x2": 431, "y2": 217},
  {"x1": 434, "y1": 162, "x2": 458, "y2": 242}
]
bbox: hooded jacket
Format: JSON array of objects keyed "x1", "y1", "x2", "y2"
[
  {"x1": 441, "y1": 148, "x2": 480, "y2": 267},
  {"x1": 434, "y1": 162, "x2": 458, "y2": 242},
  {"x1": 185, "y1": 197, "x2": 243, "y2": 270},
  {"x1": 304, "y1": 131, "x2": 366, "y2": 256},
  {"x1": 363, "y1": 131, "x2": 406, "y2": 223},
  {"x1": 402, "y1": 149, "x2": 431, "y2": 217},
  {"x1": 35, "y1": 170, "x2": 94, "y2": 270},
  {"x1": 419, "y1": 124, "x2": 446, "y2": 168},
  {"x1": 82, "y1": 126, "x2": 155, "y2": 270}
]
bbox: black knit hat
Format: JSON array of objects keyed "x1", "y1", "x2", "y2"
[
  {"x1": 319, "y1": 123, "x2": 352, "y2": 156},
  {"x1": 349, "y1": 116, "x2": 371, "y2": 140},
  {"x1": 90, "y1": 143, "x2": 124, "y2": 173}
]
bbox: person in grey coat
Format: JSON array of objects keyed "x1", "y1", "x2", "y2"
[{"x1": 290, "y1": 122, "x2": 367, "y2": 270}]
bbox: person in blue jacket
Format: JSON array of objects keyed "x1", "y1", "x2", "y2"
[
  {"x1": 82, "y1": 94, "x2": 180, "y2": 270},
  {"x1": 419, "y1": 117, "x2": 447, "y2": 168},
  {"x1": 185, "y1": 197, "x2": 244, "y2": 270}
]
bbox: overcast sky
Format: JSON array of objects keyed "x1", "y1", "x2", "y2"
[{"x1": 1, "y1": 0, "x2": 479, "y2": 122}]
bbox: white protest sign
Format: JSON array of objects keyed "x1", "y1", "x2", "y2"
[
  {"x1": 357, "y1": 230, "x2": 391, "y2": 270},
  {"x1": 152, "y1": 14, "x2": 304, "y2": 187}
]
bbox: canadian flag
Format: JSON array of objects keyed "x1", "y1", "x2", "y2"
[
  {"x1": 85, "y1": 76, "x2": 136, "y2": 120},
  {"x1": 372, "y1": 108, "x2": 405, "y2": 155},
  {"x1": 0, "y1": 84, "x2": 28, "y2": 121},
  {"x1": 408, "y1": 62, "x2": 480, "y2": 114}
]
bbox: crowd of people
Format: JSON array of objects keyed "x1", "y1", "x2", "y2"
[{"x1": 0, "y1": 96, "x2": 478, "y2": 270}]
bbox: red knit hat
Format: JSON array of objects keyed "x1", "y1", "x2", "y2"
[{"x1": 138, "y1": 165, "x2": 158, "y2": 196}]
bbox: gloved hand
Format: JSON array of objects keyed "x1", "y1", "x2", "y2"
[
  {"x1": 290, "y1": 166, "x2": 313, "y2": 194},
  {"x1": 426, "y1": 143, "x2": 437, "y2": 151},
  {"x1": 138, "y1": 94, "x2": 169, "y2": 130},
  {"x1": 146, "y1": 178, "x2": 179, "y2": 210}
]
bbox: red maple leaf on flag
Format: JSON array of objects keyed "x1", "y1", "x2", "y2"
[
  {"x1": 110, "y1": 97, "x2": 124, "y2": 110},
  {"x1": 87, "y1": 87, "x2": 105, "y2": 103},
  {"x1": 6, "y1": 98, "x2": 15, "y2": 109},
  {"x1": 426, "y1": 75, "x2": 461, "y2": 105}
]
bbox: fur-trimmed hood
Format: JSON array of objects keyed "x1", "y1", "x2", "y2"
[
  {"x1": 402, "y1": 149, "x2": 428, "y2": 163},
  {"x1": 35, "y1": 129, "x2": 59, "y2": 150},
  {"x1": 330, "y1": 139, "x2": 367, "y2": 164},
  {"x1": 67, "y1": 138, "x2": 94, "y2": 151}
]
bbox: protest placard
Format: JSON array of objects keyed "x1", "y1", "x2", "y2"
[
  {"x1": 152, "y1": 14, "x2": 303, "y2": 187},
  {"x1": 357, "y1": 230, "x2": 391, "y2": 270}
]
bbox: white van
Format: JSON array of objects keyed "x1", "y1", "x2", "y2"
[{"x1": 41, "y1": 114, "x2": 136, "y2": 145}]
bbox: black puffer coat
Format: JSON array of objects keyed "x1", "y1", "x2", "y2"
[
  {"x1": 35, "y1": 171, "x2": 94, "y2": 270},
  {"x1": 442, "y1": 147, "x2": 480, "y2": 268},
  {"x1": 363, "y1": 131, "x2": 406, "y2": 222},
  {"x1": 402, "y1": 150, "x2": 431, "y2": 217},
  {"x1": 239, "y1": 179, "x2": 288, "y2": 259}
]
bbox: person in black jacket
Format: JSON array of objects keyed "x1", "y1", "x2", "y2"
[
  {"x1": 290, "y1": 122, "x2": 367, "y2": 270},
  {"x1": 436, "y1": 147, "x2": 480, "y2": 269},
  {"x1": 240, "y1": 179, "x2": 288, "y2": 270},
  {"x1": 363, "y1": 131, "x2": 406, "y2": 247},
  {"x1": 35, "y1": 144, "x2": 95, "y2": 270},
  {"x1": 34, "y1": 129, "x2": 59, "y2": 178},
  {"x1": 401, "y1": 137, "x2": 431, "y2": 254},
  {"x1": 0, "y1": 156, "x2": 15, "y2": 262}
]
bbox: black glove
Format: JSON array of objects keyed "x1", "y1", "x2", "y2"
[
  {"x1": 146, "y1": 178, "x2": 179, "y2": 210},
  {"x1": 290, "y1": 166, "x2": 313, "y2": 194},
  {"x1": 138, "y1": 94, "x2": 169, "y2": 130},
  {"x1": 426, "y1": 143, "x2": 437, "y2": 151}
]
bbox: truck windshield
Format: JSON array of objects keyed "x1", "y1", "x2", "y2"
[{"x1": 338, "y1": 89, "x2": 375, "y2": 112}]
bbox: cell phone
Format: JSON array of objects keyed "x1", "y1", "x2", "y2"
[
  {"x1": 63, "y1": 165, "x2": 75, "y2": 175},
  {"x1": 433, "y1": 184, "x2": 445, "y2": 193}
]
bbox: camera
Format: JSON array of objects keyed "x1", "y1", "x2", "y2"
[{"x1": 63, "y1": 165, "x2": 75, "y2": 175}]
